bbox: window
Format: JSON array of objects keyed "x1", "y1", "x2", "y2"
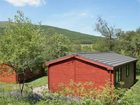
[
  {"x1": 126, "y1": 64, "x2": 129, "y2": 77},
  {"x1": 115, "y1": 67, "x2": 122, "y2": 84}
]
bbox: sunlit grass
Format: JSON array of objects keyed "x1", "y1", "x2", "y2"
[
  {"x1": 0, "y1": 76, "x2": 48, "y2": 93},
  {"x1": 26, "y1": 76, "x2": 48, "y2": 88}
]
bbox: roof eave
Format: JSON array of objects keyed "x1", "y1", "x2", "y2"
[
  {"x1": 112, "y1": 59, "x2": 137, "y2": 68},
  {"x1": 46, "y1": 55, "x2": 113, "y2": 70},
  {"x1": 45, "y1": 55, "x2": 75, "y2": 67}
]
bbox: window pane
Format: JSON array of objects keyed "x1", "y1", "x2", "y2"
[
  {"x1": 116, "y1": 68, "x2": 122, "y2": 82},
  {"x1": 126, "y1": 64, "x2": 129, "y2": 77},
  {"x1": 118, "y1": 69, "x2": 120, "y2": 81},
  {"x1": 116, "y1": 70, "x2": 119, "y2": 83},
  {"x1": 120, "y1": 68, "x2": 122, "y2": 81}
]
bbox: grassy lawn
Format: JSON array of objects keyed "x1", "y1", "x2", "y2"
[
  {"x1": 0, "y1": 76, "x2": 48, "y2": 93},
  {"x1": 133, "y1": 75, "x2": 140, "y2": 101},
  {"x1": 118, "y1": 75, "x2": 140, "y2": 104},
  {"x1": 0, "y1": 82, "x2": 18, "y2": 93},
  {"x1": 26, "y1": 76, "x2": 48, "y2": 88},
  {"x1": 0, "y1": 76, "x2": 48, "y2": 104}
]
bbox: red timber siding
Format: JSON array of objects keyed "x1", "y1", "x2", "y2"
[
  {"x1": 75, "y1": 59, "x2": 112, "y2": 88},
  {"x1": 48, "y1": 57, "x2": 113, "y2": 92},
  {"x1": 0, "y1": 64, "x2": 17, "y2": 83},
  {"x1": 48, "y1": 58, "x2": 75, "y2": 91},
  {"x1": 0, "y1": 64, "x2": 46, "y2": 83}
]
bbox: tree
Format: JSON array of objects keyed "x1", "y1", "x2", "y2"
[
  {"x1": 93, "y1": 39, "x2": 110, "y2": 52},
  {"x1": 0, "y1": 11, "x2": 46, "y2": 94},
  {"x1": 116, "y1": 30, "x2": 140, "y2": 70},
  {"x1": 95, "y1": 17, "x2": 121, "y2": 51},
  {"x1": 43, "y1": 33, "x2": 71, "y2": 61}
]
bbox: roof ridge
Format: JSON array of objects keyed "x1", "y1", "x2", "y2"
[{"x1": 77, "y1": 51, "x2": 116, "y2": 55}]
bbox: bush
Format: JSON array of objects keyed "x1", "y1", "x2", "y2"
[
  {"x1": 0, "y1": 97, "x2": 31, "y2": 105},
  {"x1": 0, "y1": 81, "x2": 135, "y2": 105},
  {"x1": 40, "y1": 81, "x2": 126, "y2": 105},
  {"x1": 37, "y1": 91, "x2": 102, "y2": 105}
]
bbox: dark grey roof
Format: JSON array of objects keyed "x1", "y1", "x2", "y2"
[{"x1": 77, "y1": 52, "x2": 137, "y2": 67}]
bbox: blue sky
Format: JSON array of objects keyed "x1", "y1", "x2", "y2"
[{"x1": 0, "y1": 0, "x2": 140, "y2": 35}]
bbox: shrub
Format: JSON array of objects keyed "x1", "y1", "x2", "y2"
[
  {"x1": 0, "y1": 97, "x2": 31, "y2": 105},
  {"x1": 41, "y1": 81, "x2": 126, "y2": 105}
]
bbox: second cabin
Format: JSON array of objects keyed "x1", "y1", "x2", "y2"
[{"x1": 46, "y1": 52, "x2": 137, "y2": 92}]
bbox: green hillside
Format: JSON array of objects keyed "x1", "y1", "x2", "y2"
[
  {"x1": 0, "y1": 21, "x2": 100, "y2": 44},
  {"x1": 41, "y1": 25, "x2": 100, "y2": 44}
]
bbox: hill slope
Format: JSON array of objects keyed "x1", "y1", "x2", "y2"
[{"x1": 0, "y1": 21, "x2": 100, "y2": 44}]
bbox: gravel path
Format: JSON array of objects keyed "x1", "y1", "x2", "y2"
[{"x1": 32, "y1": 84, "x2": 48, "y2": 96}]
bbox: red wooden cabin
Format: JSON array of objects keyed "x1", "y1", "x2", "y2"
[
  {"x1": 47, "y1": 52, "x2": 137, "y2": 92},
  {"x1": 0, "y1": 64, "x2": 17, "y2": 83},
  {"x1": 0, "y1": 64, "x2": 45, "y2": 83}
]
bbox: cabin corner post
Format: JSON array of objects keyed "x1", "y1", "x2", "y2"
[
  {"x1": 134, "y1": 61, "x2": 137, "y2": 83},
  {"x1": 48, "y1": 65, "x2": 51, "y2": 91},
  {"x1": 108, "y1": 69, "x2": 114, "y2": 86}
]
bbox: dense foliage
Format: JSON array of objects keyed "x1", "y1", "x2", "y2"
[
  {"x1": 43, "y1": 33, "x2": 71, "y2": 61},
  {"x1": 115, "y1": 30, "x2": 140, "y2": 69},
  {"x1": 0, "y1": 11, "x2": 46, "y2": 73},
  {"x1": 0, "y1": 11, "x2": 72, "y2": 73}
]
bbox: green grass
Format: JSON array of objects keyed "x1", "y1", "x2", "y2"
[
  {"x1": 0, "y1": 76, "x2": 48, "y2": 105},
  {"x1": 0, "y1": 76, "x2": 48, "y2": 93},
  {"x1": 132, "y1": 75, "x2": 140, "y2": 101},
  {"x1": 0, "y1": 82, "x2": 18, "y2": 93},
  {"x1": 0, "y1": 97, "x2": 31, "y2": 105},
  {"x1": 118, "y1": 75, "x2": 140, "y2": 105},
  {"x1": 26, "y1": 76, "x2": 48, "y2": 88}
]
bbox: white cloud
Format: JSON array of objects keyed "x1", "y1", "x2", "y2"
[
  {"x1": 53, "y1": 11, "x2": 94, "y2": 19},
  {"x1": 78, "y1": 11, "x2": 94, "y2": 18},
  {"x1": 5, "y1": 0, "x2": 46, "y2": 7},
  {"x1": 79, "y1": 12, "x2": 88, "y2": 16}
]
